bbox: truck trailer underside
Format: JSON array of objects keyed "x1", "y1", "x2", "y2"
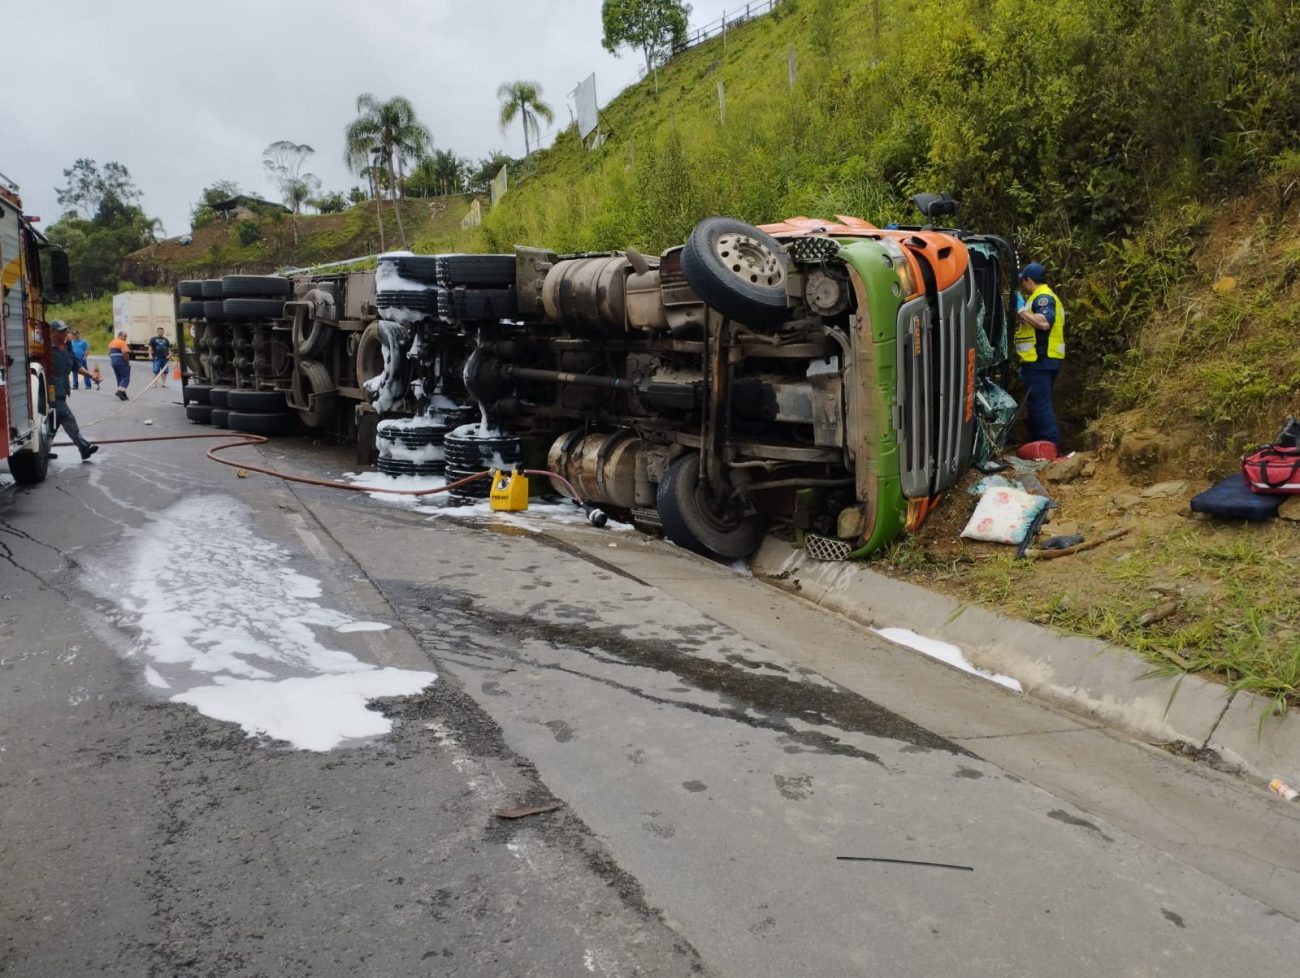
[{"x1": 177, "y1": 209, "x2": 1014, "y2": 561}]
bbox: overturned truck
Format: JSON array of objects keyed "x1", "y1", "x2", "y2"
[{"x1": 178, "y1": 198, "x2": 1016, "y2": 561}]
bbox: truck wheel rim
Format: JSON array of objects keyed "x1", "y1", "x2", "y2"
[{"x1": 715, "y1": 233, "x2": 784, "y2": 287}]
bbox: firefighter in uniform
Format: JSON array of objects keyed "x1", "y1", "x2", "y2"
[
  {"x1": 1015, "y1": 262, "x2": 1065, "y2": 448},
  {"x1": 48, "y1": 320, "x2": 99, "y2": 461}
]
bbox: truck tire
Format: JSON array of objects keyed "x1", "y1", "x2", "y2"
[
  {"x1": 7, "y1": 448, "x2": 49, "y2": 484},
  {"x1": 203, "y1": 300, "x2": 226, "y2": 320},
  {"x1": 294, "y1": 360, "x2": 338, "y2": 429},
  {"x1": 7, "y1": 420, "x2": 50, "y2": 484},
  {"x1": 178, "y1": 280, "x2": 205, "y2": 298},
  {"x1": 183, "y1": 383, "x2": 214, "y2": 406},
  {"x1": 179, "y1": 300, "x2": 205, "y2": 319},
  {"x1": 377, "y1": 289, "x2": 439, "y2": 315},
  {"x1": 656, "y1": 453, "x2": 765, "y2": 561},
  {"x1": 208, "y1": 387, "x2": 232, "y2": 408},
  {"x1": 376, "y1": 420, "x2": 449, "y2": 452},
  {"x1": 221, "y1": 275, "x2": 291, "y2": 298},
  {"x1": 210, "y1": 408, "x2": 231, "y2": 428},
  {"x1": 292, "y1": 310, "x2": 334, "y2": 359},
  {"x1": 377, "y1": 456, "x2": 444, "y2": 477},
  {"x1": 436, "y1": 255, "x2": 516, "y2": 288},
  {"x1": 226, "y1": 389, "x2": 287, "y2": 413},
  {"x1": 227, "y1": 411, "x2": 298, "y2": 436},
  {"x1": 443, "y1": 429, "x2": 522, "y2": 499},
  {"x1": 186, "y1": 404, "x2": 215, "y2": 424},
  {"x1": 392, "y1": 256, "x2": 440, "y2": 283},
  {"x1": 355, "y1": 322, "x2": 386, "y2": 389},
  {"x1": 437, "y1": 286, "x2": 517, "y2": 322},
  {"x1": 682, "y1": 217, "x2": 788, "y2": 329},
  {"x1": 201, "y1": 279, "x2": 225, "y2": 298},
  {"x1": 223, "y1": 298, "x2": 286, "y2": 318}
]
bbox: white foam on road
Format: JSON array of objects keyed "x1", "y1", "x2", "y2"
[
  {"x1": 83, "y1": 495, "x2": 436, "y2": 750},
  {"x1": 173, "y1": 669, "x2": 435, "y2": 753},
  {"x1": 870, "y1": 626, "x2": 1023, "y2": 692},
  {"x1": 336, "y1": 621, "x2": 391, "y2": 633},
  {"x1": 344, "y1": 468, "x2": 636, "y2": 531}
]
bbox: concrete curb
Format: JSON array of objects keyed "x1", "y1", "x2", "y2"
[{"x1": 749, "y1": 538, "x2": 1299, "y2": 782}]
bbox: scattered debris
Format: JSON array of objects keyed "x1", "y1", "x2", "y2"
[
  {"x1": 1025, "y1": 526, "x2": 1131, "y2": 560},
  {"x1": 1043, "y1": 453, "x2": 1088, "y2": 484},
  {"x1": 1110, "y1": 491, "x2": 1143, "y2": 513},
  {"x1": 1015, "y1": 506, "x2": 1052, "y2": 559},
  {"x1": 1268, "y1": 779, "x2": 1299, "y2": 802},
  {"x1": 1140, "y1": 480, "x2": 1188, "y2": 499},
  {"x1": 961, "y1": 486, "x2": 1050, "y2": 545},
  {"x1": 1017, "y1": 473, "x2": 1055, "y2": 502},
  {"x1": 494, "y1": 801, "x2": 565, "y2": 820},
  {"x1": 836, "y1": 856, "x2": 974, "y2": 872},
  {"x1": 968, "y1": 474, "x2": 1019, "y2": 496},
  {"x1": 1040, "y1": 534, "x2": 1085, "y2": 550},
  {"x1": 1138, "y1": 598, "x2": 1180, "y2": 627}
]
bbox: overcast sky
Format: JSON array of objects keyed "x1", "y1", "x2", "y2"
[{"x1": 8, "y1": 0, "x2": 741, "y2": 237}]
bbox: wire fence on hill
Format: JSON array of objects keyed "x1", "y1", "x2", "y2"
[{"x1": 673, "y1": 0, "x2": 785, "y2": 54}]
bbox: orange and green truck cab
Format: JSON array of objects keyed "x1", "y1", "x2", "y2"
[{"x1": 764, "y1": 213, "x2": 1013, "y2": 557}]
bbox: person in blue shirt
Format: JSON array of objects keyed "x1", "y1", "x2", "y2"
[
  {"x1": 147, "y1": 328, "x2": 173, "y2": 389},
  {"x1": 69, "y1": 329, "x2": 91, "y2": 389}
]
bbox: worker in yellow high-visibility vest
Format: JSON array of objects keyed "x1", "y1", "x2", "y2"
[{"x1": 1014, "y1": 262, "x2": 1064, "y2": 448}]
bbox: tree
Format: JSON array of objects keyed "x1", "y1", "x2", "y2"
[
  {"x1": 601, "y1": 0, "x2": 691, "y2": 74},
  {"x1": 348, "y1": 186, "x2": 368, "y2": 206},
  {"x1": 46, "y1": 158, "x2": 161, "y2": 296},
  {"x1": 190, "y1": 179, "x2": 242, "y2": 229},
  {"x1": 343, "y1": 93, "x2": 432, "y2": 248},
  {"x1": 311, "y1": 191, "x2": 349, "y2": 214},
  {"x1": 55, "y1": 159, "x2": 143, "y2": 220},
  {"x1": 497, "y1": 81, "x2": 554, "y2": 158},
  {"x1": 263, "y1": 141, "x2": 319, "y2": 214},
  {"x1": 405, "y1": 150, "x2": 468, "y2": 197},
  {"x1": 467, "y1": 152, "x2": 514, "y2": 195}
]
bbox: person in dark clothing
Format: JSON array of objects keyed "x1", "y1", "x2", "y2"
[
  {"x1": 48, "y1": 321, "x2": 99, "y2": 461},
  {"x1": 148, "y1": 327, "x2": 172, "y2": 389},
  {"x1": 1014, "y1": 262, "x2": 1065, "y2": 448}
]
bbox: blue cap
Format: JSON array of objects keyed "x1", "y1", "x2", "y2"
[
  {"x1": 50, "y1": 319, "x2": 70, "y2": 332},
  {"x1": 1019, "y1": 262, "x2": 1046, "y2": 283}
]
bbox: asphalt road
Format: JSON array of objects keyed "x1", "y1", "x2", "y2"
[{"x1": 2, "y1": 381, "x2": 1298, "y2": 977}]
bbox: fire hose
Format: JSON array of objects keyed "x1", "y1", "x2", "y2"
[{"x1": 51, "y1": 430, "x2": 608, "y2": 525}]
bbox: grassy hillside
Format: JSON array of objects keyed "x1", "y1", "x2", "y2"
[
  {"x1": 121, "y1": 0, "x2": 1299, "y2": 471},
  {"x1": 124, "y1": 194, "x2": 479, "y2": 281},
  {"x1": 470, "y1": 0, "x2": 1298, "y2": 465}
]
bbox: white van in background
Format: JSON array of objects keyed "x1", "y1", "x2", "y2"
[{"x1": 112, "y1": 292, "x2": 176, "y2": 360}]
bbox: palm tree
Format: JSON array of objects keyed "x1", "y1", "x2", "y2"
[
  {"x1": 497, "y1": 81, "x2": 554, "y2": 158},
  {"x1": 429, "y1": 150, "x2": 467, "y2": 196},
  {"x1": 344, "y1": 93, "x2": 432, "y2": 248}
]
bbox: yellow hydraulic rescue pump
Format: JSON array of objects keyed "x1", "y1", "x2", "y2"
[{"x1": 489, "y1": 469, "x2": 530, "y2": 511}]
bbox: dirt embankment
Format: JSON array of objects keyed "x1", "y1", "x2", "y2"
[{"x1": 883, "y1": 181, "x2": 1300, "y2": 708}]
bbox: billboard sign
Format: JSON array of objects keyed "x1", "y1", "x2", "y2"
[{"x1": 575, "y1": 73, "x2": 599, "y2": 139}]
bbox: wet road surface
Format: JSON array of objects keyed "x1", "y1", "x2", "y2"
[{"x1": 2, "y1": 386, "x2": 1298, "y2": 976}]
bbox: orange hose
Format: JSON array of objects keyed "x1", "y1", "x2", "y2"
[{"x1": 52, "y1": 432, "x2": 588, "y2": 503}]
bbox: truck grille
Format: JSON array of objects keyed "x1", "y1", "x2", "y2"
[{"x1": 895, "y1": 274, "x2": 979, "y2": 499}]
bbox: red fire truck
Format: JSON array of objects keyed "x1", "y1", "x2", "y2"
[{"x1": 1, "y1": 173, "x2": 67, "y2": 485}]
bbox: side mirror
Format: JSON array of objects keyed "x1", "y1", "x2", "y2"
[
  {"x1": 912, "y1": 192, "x2": 959, "y2": 221},
  {"x1": 49, "y1": 250, "x2": 71, "y2": 298}
]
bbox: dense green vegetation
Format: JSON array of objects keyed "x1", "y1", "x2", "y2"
[
  {"x1": 463, "y1": 0, "x2": 1298, "y2": 422},
  {"x1": 46, "y1": 160, "x2": 161, "y2": 296}
]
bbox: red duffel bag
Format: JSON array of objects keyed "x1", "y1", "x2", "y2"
[{"x1": 1242, "y1": 444, "x2": 1300, "y2": 494}]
